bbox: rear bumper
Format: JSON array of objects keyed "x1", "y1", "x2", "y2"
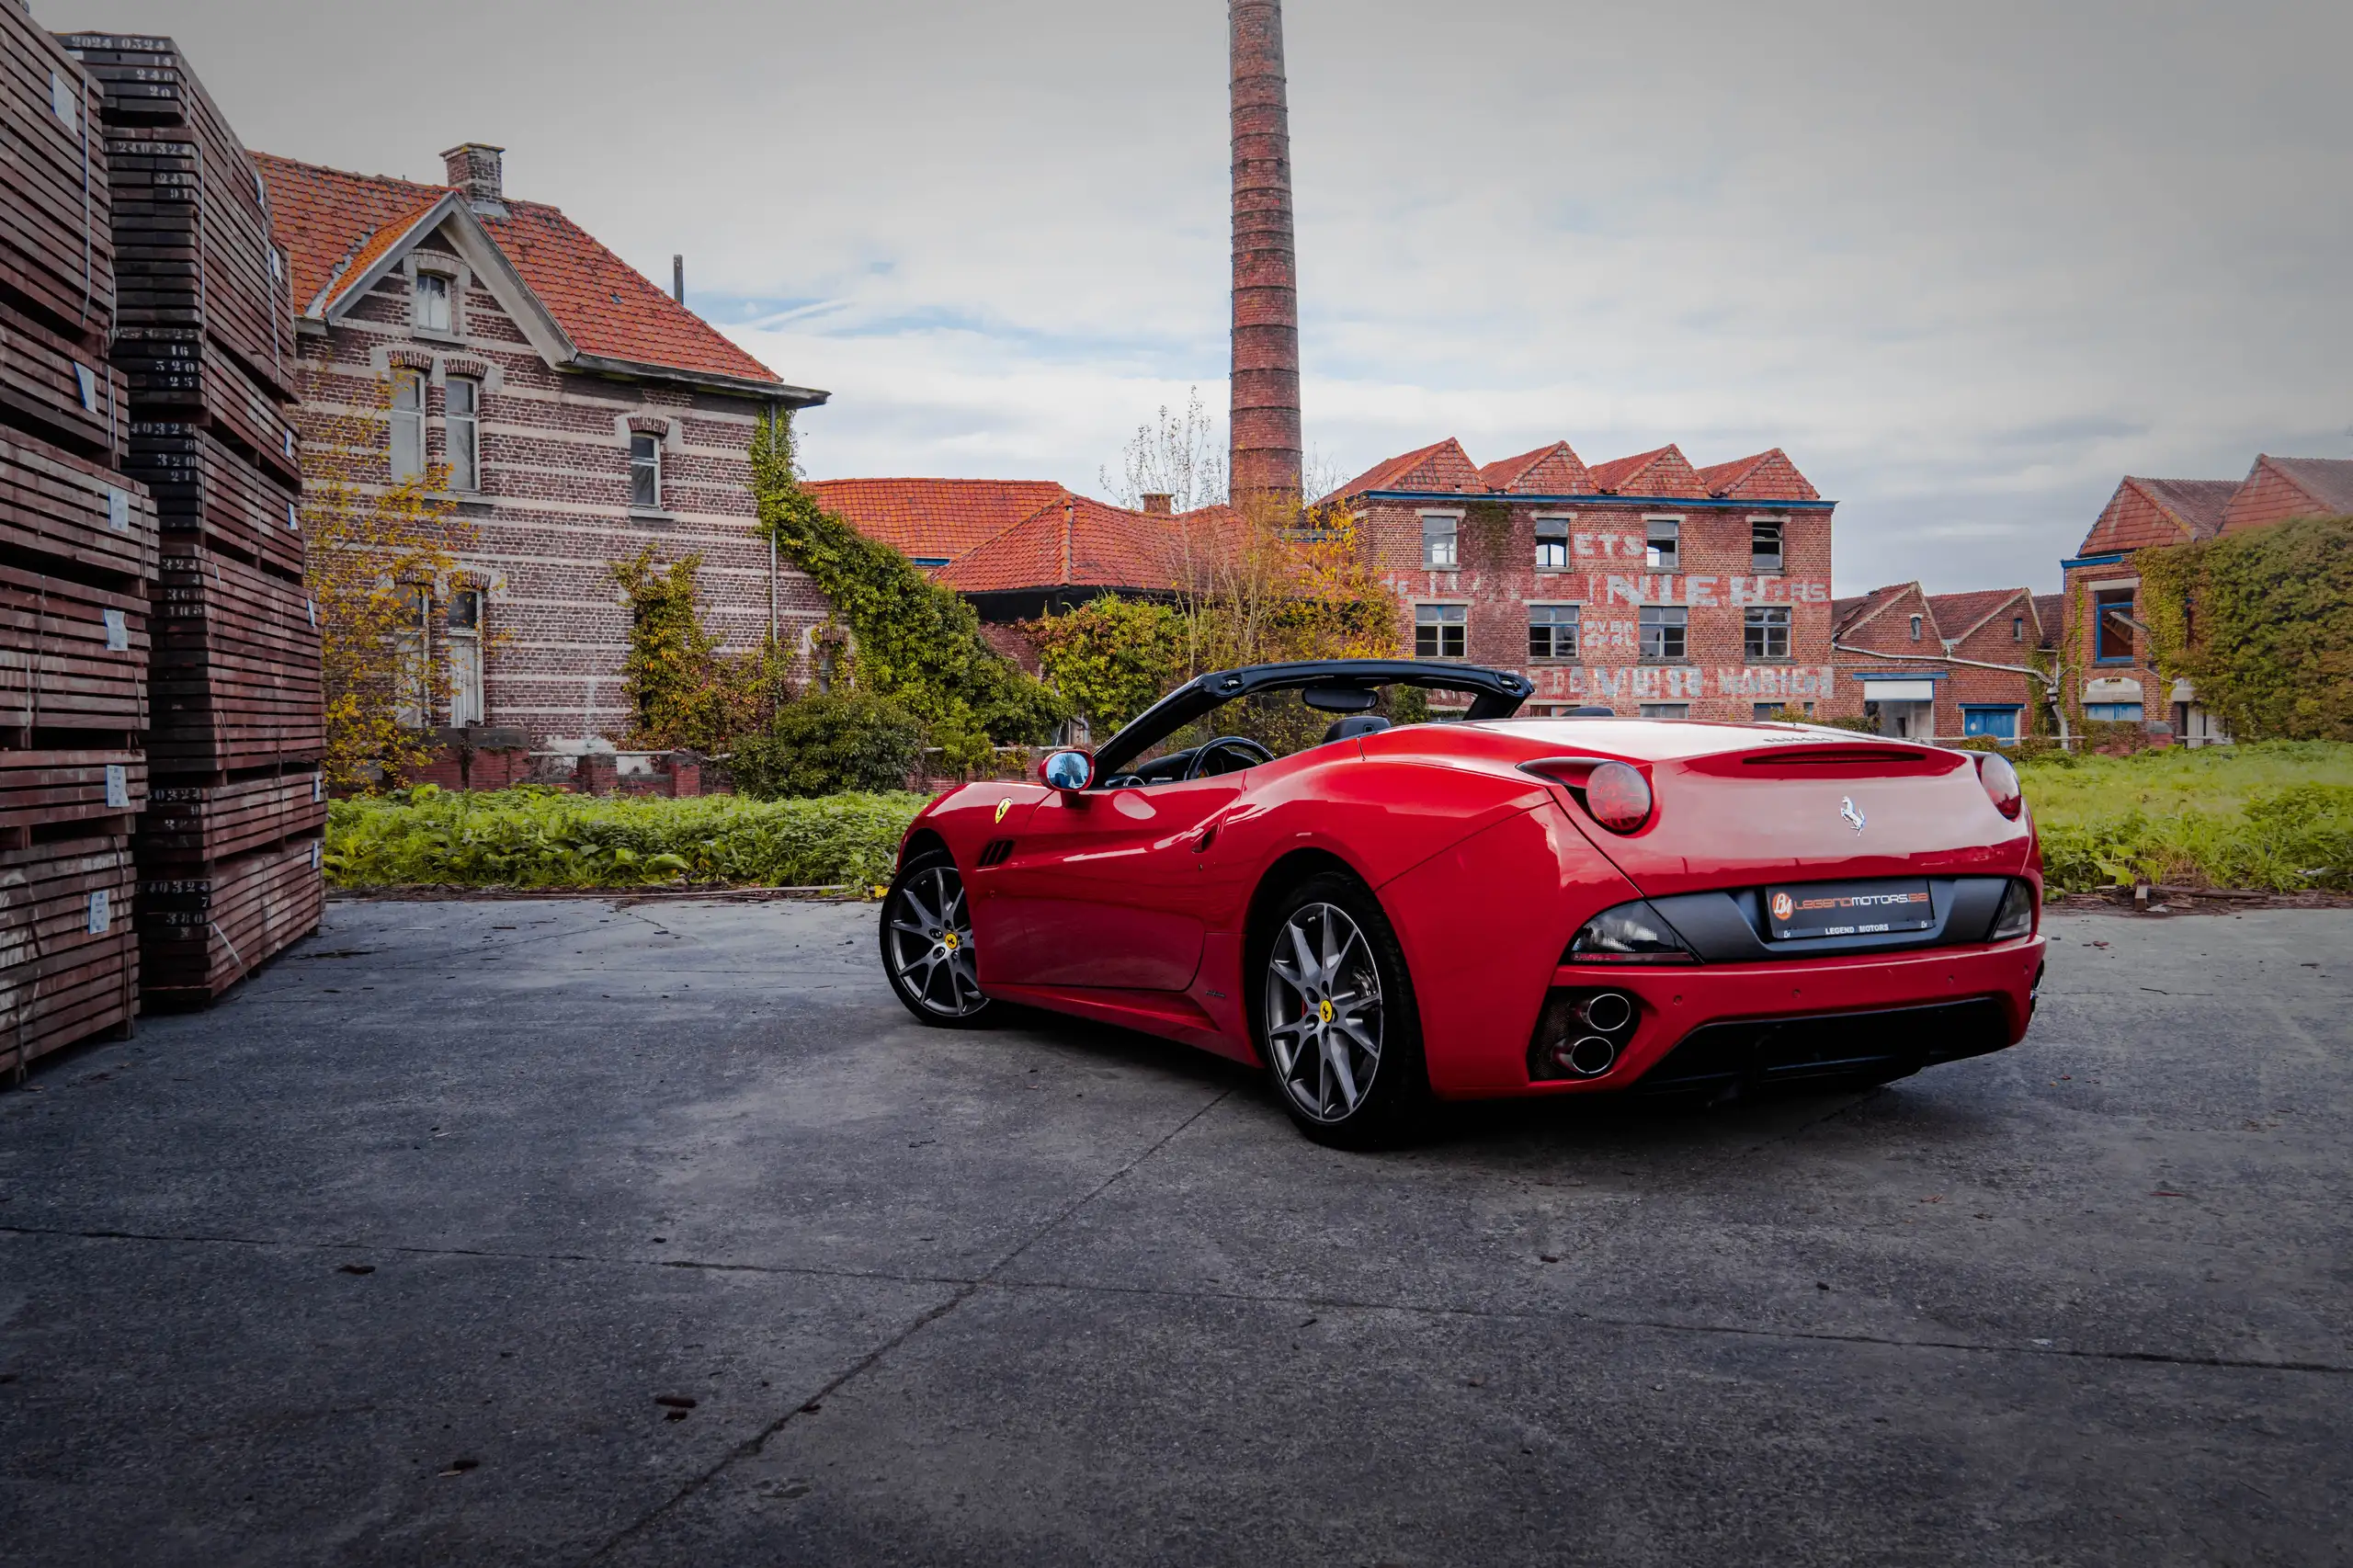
[{"x1": 1507, "y1": 935, "x2": 2045, "y2": 1097}]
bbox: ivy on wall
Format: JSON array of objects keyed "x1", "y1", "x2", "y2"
[
  {"x1": 750, "y1": 413, "x2": 1066, "y2": 760},
  {"x1": 2139, "y1": 515, "x2": 2353, "y2": 742},
  {"x1": 610, "y1": 548, "x2": 791, "y2": 753}
]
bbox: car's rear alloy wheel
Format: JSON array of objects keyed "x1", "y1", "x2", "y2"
[
  {"x1": 881, "y1": 849, "x2": 993, "y2": 1027},
  {"x1": 1258, "y1": 872, "x2": 1427, "y2": 1147}
]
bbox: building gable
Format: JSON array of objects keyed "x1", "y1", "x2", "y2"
[
  {"x1": 1477, "y1": 441, "x2": 1593, "y2": 495},
  {"x1": 1696, "y1": 449, "x2": 1820, "y2": 503},
  {"x1": 1337, "y1": 437, "x2": 1483, "y2": 497},
  {"x1": 1587, "y1": 444, "x2": 1707, "y2": 500},
  {"x1": 2221, "y1": 455, "x2": 2353, "y2": 534}
]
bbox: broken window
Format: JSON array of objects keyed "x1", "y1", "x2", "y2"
[
  {"x1": 2094, "y1": 588, "x2": 2135, "y2": 662},
  {"x1": 1421, "y1": 515, "x2": 1459, "y2": 570},
  {"x1": 1527, "y1": 604, "x2": 1578, "y2": 661},
  {"x1": 1750, "y1": 517, "x2": 1783, "y2": 573},
  {"x1": 1414, "y1": 603, "x2": 1466, "y2": 659},
  {"x1": 1534, "y1": 517, "x2": 1569, "y2": 571},
  {"x1": 1639, "y1": 605, "x2": 1687, "y2": 661},
  {"x1": 1744, "y1": 606, "x2": 1790, "y2": 660},
  {"x1": 1645, "y1": 519, "x2": 1679, "y2": 571}
]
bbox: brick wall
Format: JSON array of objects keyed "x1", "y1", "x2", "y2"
[
  {"x1": 1361, "y1": 496, "x2": 1836, "y2": 720},
  {"x1": 293, "y1": 235, "x2": 832, "y2": 747}
]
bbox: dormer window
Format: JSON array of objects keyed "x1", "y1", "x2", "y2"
[
  {"x1": 413, "y1": 272, "x2": 452, "y2": 334},
  {"x1": 1909, "y1": 613, "x2": 1923, "y2": 642},
  {"x1": 630, "y1": 433, "x2": 662, "y2": 510}
]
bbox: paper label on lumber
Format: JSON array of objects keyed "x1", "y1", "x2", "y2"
[
  {"x1": 108, "y1": 486, "x2": 131, "y2": 532},
  {"x1": 51, "y1": 70, "x2": 77, "y2": 130},
  {"x1": 103, "y1": 608, "x2": 129, "y2": 649},
  {"x1": 106, "y1": 764, "x2": 129, "y2": 807},
  {"x1": 87, "y1": 890, "x2": 109, "y2": 935}
]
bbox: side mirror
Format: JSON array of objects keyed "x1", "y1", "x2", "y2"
[{"x1": 1039, "y1": 749, "x2": 1095, "y2": 791}]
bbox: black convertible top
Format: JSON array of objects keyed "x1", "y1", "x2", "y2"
[{"x1": 1090, "y1": 659, "x2": 1532, "y2": 778}]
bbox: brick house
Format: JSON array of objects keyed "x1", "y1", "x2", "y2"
[
  {"x1": 1827, "y1": 584, "x2": 2057, "y2": 741},
  {"x1": 2062, "y1": 457, "x2": 2353, "y2": 744},
  {"x1": 257, "y1": 142, "x2": 829, "y2": 763},
  {"x1": 1331, "y1": 438, "x2": 1836, "y2": 719}
]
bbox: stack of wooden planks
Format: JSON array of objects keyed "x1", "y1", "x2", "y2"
[
  {"x1": 1, "y1": 8, "x2": 151, "y2": 1071},
  {"x1": 51, "y1": 29, "x2": 322, "y2": 1010}
]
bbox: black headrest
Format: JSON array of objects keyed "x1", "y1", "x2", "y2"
[{"x1": 1323, "y1": 715, "x2": 1393, "y2": 745}]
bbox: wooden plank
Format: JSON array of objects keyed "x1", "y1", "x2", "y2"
[
  {"x1": 0, "y1": 749, "x2": 144, "y2": 836},
  {"x1": 124, "y1": 418, "x2": 303, "y2": 583},
  {"x1": 0, "y1": 426, "x2": 157, "y2": 586},
  {"x1": 0, "y1": 562, "x2": 150, "y2": 733},
  {"x1": 137, "y1": 833, "x2": 321, "y2": 1005},
  {"x1": 137, "y1": 765, "x2": 320, "y2": 866},
  {"x1": 0, "y1": 5, "x2": 114, "y2": 347},
  {"x1": 0, "y1": 294, "x2": 128, "y2": 462},
  {"x1": 0, "y1": 832, "x2": 138, "y2": 1071}
]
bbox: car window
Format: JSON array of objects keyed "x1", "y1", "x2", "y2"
[{"x1": 1102, "y1": 681, "x2": 1457, "y2": 788}]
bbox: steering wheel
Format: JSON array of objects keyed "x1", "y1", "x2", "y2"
[{"x1": 1183, "y1": 735, "x2": 1274, "y2": 780}]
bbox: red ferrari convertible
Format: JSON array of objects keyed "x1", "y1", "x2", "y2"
[{"x1": 880, "y1": 660, "x2": 2045, "y2": 1146}]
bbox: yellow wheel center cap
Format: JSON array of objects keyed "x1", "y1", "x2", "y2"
[
  {"x1": 1317, "y1": 999, "x2": 1334, "y2": 1024},
  {"x1": 943, "y1": 932, "x2": 960, "y2": 951}
]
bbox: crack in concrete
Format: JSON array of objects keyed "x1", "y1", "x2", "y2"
[
  {"x1": 574, "y1": 1084, "x2": 1239, "y2": 1564},
  {"x1": 8, "y1": 1205, "x2": 2344, "y2": 1385}
]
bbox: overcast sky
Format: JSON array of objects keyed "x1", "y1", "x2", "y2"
[{"x1": 45, "y1": 0, "x2": 2351, "y2": 593}]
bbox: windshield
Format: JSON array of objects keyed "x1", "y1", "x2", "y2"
[{"x1": 1101, "y1": 680, "x2": 1452, "y2": 788}]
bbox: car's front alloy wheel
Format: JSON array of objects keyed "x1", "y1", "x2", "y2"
[
  {"x1": 1256, "y1": 872, "x2": 1427, "y2": 1147},
  {"x1": 881, "y1": 849, "x2": 993, "y2": 1026}
]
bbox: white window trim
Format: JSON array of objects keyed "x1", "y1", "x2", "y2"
[
  {"x1": 1643, "y1": 513, "x2": 1683, "y2": 570},
  {"x1": 1531, "y1": 512, "x2": 1574, "y2": 573},
  {"x1": 444, "y1": 375, "x2": 483, "y2": 494},
  {"x1": 404, "y1": 256, "x2": 468, "y2": 342},
  {"x1": 629, "y1": 430, "x2": 666, "y2": 516}
]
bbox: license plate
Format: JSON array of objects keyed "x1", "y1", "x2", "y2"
[{"x1": 1767, "y1": 879, "x2": 1934, "y2": 939}]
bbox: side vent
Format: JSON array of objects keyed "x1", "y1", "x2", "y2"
[{"x1": 977, "y1": 838, "x2": 1016, "y2": 869}]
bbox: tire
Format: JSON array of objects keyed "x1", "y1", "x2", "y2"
[
  {"x1": 880, "y1": 848, "x2": 995, "y2": 1028},
  {"x1": 1253, "y1": 870, "x2": 1429, "y2": 1149}
]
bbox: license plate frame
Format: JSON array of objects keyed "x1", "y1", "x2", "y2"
[{"x1": 1766, "y1": 879, "x2": 1935, "y2": 939}]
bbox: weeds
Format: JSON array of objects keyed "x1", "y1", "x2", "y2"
[{"x1": 2024, "y1": 742, "x2": 2353, "y2": 892}]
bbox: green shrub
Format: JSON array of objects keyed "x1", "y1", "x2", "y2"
[
  {"x1": 326, "y1": 787, "x2": 924, "y2": 891},
  {"x1": 733, "y1": 694, "x2": 924, "y2": 799}
]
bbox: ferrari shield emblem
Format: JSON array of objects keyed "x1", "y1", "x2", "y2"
[{"x1": 994, "y1": 798, "x2": 1013, "y2": 824}]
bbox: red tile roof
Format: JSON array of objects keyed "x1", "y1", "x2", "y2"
[
  {"x1": 1833, "y1": 584, "x2": 1917, "y2": 638},
  {"x1": 2032, "y1": 593, "x2": 2065, "y2": 647},
  {"x1": 255, "y1": 153, "x2": 786, "y2": 389},
  {"x1": 1333, "y1": 437, "x2": 1483, "y2": 498},
  {"x1": 1588, "y1": 444, "x2": 1708, "y2": 498},
  {"x1": 2255, "y1": 456, "x2": 2353, "y2": 517},
  {"x1": 934, "y1": 494, "x2": 1221, "y2": 595},
  {"x1": 1697, "y1": 449, "x2": 1822, "y2": 503},
  {"x1": 805, "y1": 479, "x2": 1074, "y2": 563},
  {"x1": 1926, "y1": 587, "x2": 2026, "y2": 643},
  {"x1": 2128, "y1": 477, "x2": 2238, "y2": 540}
]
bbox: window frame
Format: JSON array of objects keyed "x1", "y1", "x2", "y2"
[
  {"x1": 1749, "y1": 516, "x2": 1785, "y2": 574},
  {"x1": 1419, "y1": 511, "x2": 1461, "y2": 571},
  {"x1": 445, "y1": 586, "x2": 485, "y2": 726},
  {"x1": 1526, "y1": 602, "x2": 1580, "y2": 662},
  {"x1": 389, "y1": 368, "x2": 426, "y2": 483},
  {"x1": 629, "y1": 432, "x2": 664, "y2": 512},
  {"x1": 1413, "y1": 601, "x2": 1468, "y2": 660},
  {"x1": 1639, "y1": 702, "x2": 1690, "y2": 720},
  {"x1": 2093, "y1": 586, "x2": 2136, "y2": 663},
  {"x1": 1643, "y1": 516, "x2": 1681, "y2": 572},
  {"x1": 1744, "y1": 605, "x2": 1791, "y2": 661},
  {"x1": 445, "y1": 375, "x2": 482, "y2": 493},
  {"x1": 1908, "y1": 613, "x2": 1924, "y2": 642},
  {"x1": 1532, "y1": 515, "x2": 1571, "y2": 573},
  {"x1": 1638, "y1": 604, "x2": 1688, "y2": 663},
  {"x1": 411, "y1": 269, "x2": 454, "y2": 335}
]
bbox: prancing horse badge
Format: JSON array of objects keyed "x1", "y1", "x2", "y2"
[{"x1": 1840, "y1": 796, "x2": 1866, "y2": 834}]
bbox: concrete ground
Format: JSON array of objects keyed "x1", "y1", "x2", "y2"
[{"x1": 0, "y1": 899, "x2": 2347, "y2": 1568}]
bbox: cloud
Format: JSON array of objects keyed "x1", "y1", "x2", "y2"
[{"x1": 49, "y1": 0, "x2": 2352, "y2": 592}]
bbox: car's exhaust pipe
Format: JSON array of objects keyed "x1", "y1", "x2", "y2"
[
  {"x1": 1577, "y1": 992, "x2": 1633, "y2": 1033},
  {"x1": 1552, "y1": 1034, "x2": 1619, "y2": 1078}
]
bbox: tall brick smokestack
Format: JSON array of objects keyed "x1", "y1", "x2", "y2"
[{"x1": 1229, "y1": 0, "x2": 1302, "y2": 502}]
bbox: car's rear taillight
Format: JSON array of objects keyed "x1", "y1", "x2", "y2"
[
  {"x1": 1974, "y1": 751, "x2": 2024, "y2": 819},
  {"x1": 1583, "y1": 761, "x2": 1653, "y2": 834},
  {"x1": 1989, "y1": 878, "x2": 2036, "y2": 940},
  {"x1": 1518, "y1": 756, "x2": 1654, "y2": 835},
  {"x1": 1565, "y1": 900, "x2": 1697, "y2": 963}
]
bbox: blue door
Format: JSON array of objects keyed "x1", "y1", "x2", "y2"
[{"x1": 1962, "y1": 707, "x2": 2019, "y2": 740}]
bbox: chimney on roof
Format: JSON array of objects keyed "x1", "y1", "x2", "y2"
[
  {"x1": 1141, "y1": 493, "x2": 1173, "y2": 516},
  {"x1": 1229, "y1": 0, "x2": 1303, "y2": 505},
  {"x1": 440, "y1": 142, "x2": 506, "y2": 214},
  {"x1": 672, "y1": 255, "x2": 685, "y2": 304}
]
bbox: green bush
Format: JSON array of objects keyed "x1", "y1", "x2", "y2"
[
  {"x1": 326, "y1": 786, "x2": 923, "y2": 891},
  {"x1": 2021, "y1": 743, "x2": 2353, "y2": 892},
  {"x1": 732, "y1": 693, "x2": 925, "y2": 799}
]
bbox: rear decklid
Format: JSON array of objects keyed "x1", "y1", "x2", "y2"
[{"x1": 1478, "y1": 722, "x2": 2034, "y2": 901}]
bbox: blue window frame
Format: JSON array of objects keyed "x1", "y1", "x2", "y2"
[
  {"x1": 1962, "y1": 706, "x2": 2020, "y2": 740},
  {"x1": 2085, "y1": 702, "x2": 2143, "y2": 722}
]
